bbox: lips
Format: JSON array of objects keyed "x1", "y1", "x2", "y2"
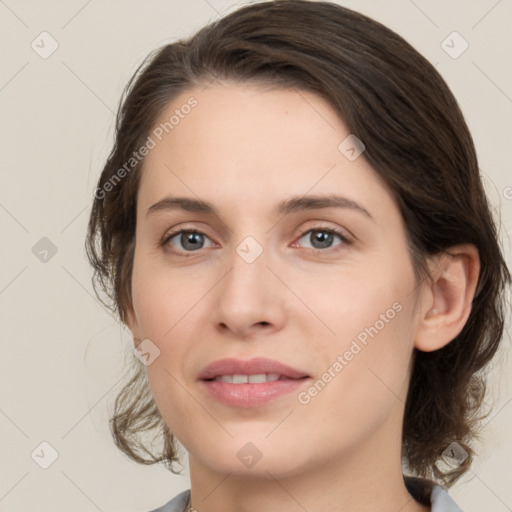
[
  {"x1": 198, "y1": 357, "x2": 309, "y2": 381},
  {"x1": 198, "y1": 357, "x2": 310, "y2": 408}
]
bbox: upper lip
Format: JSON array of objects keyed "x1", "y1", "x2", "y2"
[{"x1": 198, "y1": 357, "x2": 309, "y2": 380}]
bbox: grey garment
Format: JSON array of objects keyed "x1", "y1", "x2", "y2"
[
  {"x1": 149, "y1": 489, "x2": 189, "y2": 512},
  {"x1": 148, "y1": 478, "x2": 463, "y2": 512},
  {"x1": 431, "y1": 485, "x2": 464, "y2": 512}
]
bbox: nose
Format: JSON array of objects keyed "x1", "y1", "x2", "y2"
[{"x1": 212, "y1": 244, "x2": 287, "y2": 339}]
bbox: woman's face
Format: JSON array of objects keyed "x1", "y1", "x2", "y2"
[{"x1": 128, "y1": 82, "x2": 427, "y2": 478}]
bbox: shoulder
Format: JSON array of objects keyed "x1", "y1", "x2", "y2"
[
  {"x1": 431, "y1": 484, "x2": 464, "y2": 512},
  {"x1": 149, "y1": 481, "x2": 464, "y2": 512},
  {"x1": 404, "y1": 476, "x2": 464, "y2": 512},
  {"x1": 147, "y1": 489, "x2": 190, "y2": 512}
]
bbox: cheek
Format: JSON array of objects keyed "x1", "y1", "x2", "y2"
[
  {"x1": 298, "y1": 304, "x2": 415, "y2": 454},
  {"x1": 130, "y1": 256, "x2": 203, "y2": 396},
  {"x1": 304, "y1": 261, "x2": 417, "y2": 404},
  {"x1": 298, "y1": 259, "x2": 415, "y2": 350},
  {"x1": 130, "y1": 263, "x2": 197, "y2": 436},
  {"x1": 131, "y1": 254, "x2": 201, "y2": 340}
]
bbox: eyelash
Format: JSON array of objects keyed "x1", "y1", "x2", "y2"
[{"x1": 160, "y1": 225, "x2": 352, "y2": 257}]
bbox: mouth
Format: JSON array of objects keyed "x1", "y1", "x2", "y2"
[
  {"x1": 198, "y1": 357, "x2": 310, "y2": 408},
  {"x1": 198, "y1": 356, "x2": 309, "y2": 381},
  {"x1": 207, "y1": 373, "x2": 297, "y2": 383}
]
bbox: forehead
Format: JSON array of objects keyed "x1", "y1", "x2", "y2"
[{"x1": 137, "y1": 82, "x2": 398, "y2": 224}]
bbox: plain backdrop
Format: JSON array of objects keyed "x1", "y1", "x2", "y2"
[{"x1": 1, "y1": 1, "x2": 511, "y2": 511}]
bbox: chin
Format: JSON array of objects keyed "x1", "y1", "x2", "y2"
[{"x1": 189, "y1": 437, "x2": 312, "y2": 479}]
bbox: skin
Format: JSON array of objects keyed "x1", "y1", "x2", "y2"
[{"x1": 126, "y1": 82, "x2": 480, "y2": 512}]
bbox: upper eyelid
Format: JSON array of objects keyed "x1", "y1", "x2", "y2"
[{"x1": 163, "y1": 223, "x2": 347, "y2": 239}]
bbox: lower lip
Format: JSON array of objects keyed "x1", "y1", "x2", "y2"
[{"x1": 201, "y1": 379, "x2": 309, "y2": 408}]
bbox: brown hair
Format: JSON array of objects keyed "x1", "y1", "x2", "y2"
[{"x1": 86, "y1": 0, "x2": 511, "y2": 486}]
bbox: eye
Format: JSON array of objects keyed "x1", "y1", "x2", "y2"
[
  {"x1": 296, "y1": 228, "x2": 351, "y2": 251},
  {"x1": 161, "y1": 226, "x2": 351, "y2": 255},
  {"x1": 163, "y1": 230, "x2": 216, "y2": 253}
]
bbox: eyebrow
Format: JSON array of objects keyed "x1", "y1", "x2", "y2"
[{"x1": 146, "y1": 194, "x2": 374, "y2": 221}]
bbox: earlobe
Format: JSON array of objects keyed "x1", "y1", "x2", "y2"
[{"x1": 414, "y1": 244, "x2": 480, "y2": 352}]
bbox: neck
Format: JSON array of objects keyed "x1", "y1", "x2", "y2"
[{"x1": 187, "y1": 416, "x2": 429, "y2": 512}]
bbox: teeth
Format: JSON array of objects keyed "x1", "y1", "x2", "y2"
[
  {"x1": 248, "y1": 373, "x2": 267, "y2": 383},
  {"x1": 213, "y1": 373, "x2": 282, "y2": 383}
]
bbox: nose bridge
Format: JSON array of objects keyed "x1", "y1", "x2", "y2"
[
  {"x1": 224, "y1": 236, "x2": 271, "y2": 304},
  {"x1": 213, "y1": 234, "x2": 285, "y2": 335}
]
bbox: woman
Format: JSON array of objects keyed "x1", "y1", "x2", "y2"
[{"x1": 86, "y1": 1, "x2": 511, "y2": 511}]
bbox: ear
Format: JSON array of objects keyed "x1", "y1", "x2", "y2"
[
  {"x1": 414, "y1": 243, "x2": 480, "y2": 352},
  {"x1": 125, "y1": 302, "x2": 142, "y2": 348}
]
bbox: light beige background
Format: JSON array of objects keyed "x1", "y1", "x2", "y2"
[{"x1": 1, "y1": 0, "x2": 511, "y2": 511}]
